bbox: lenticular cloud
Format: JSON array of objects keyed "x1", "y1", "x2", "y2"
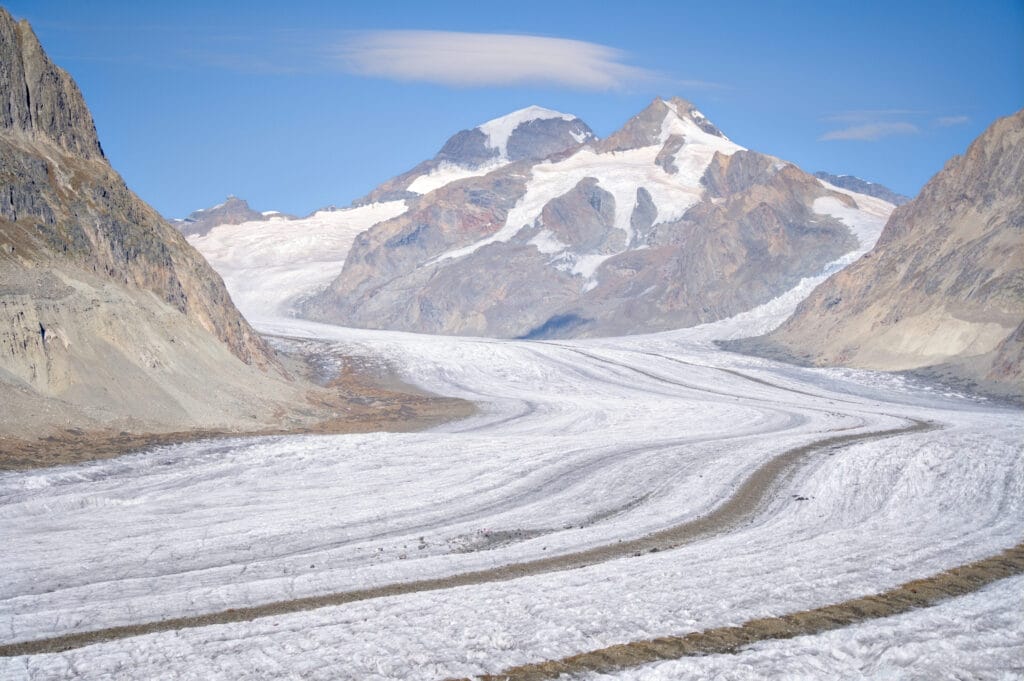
[{"x1": 334, "y1": 30, "x2": 651, "y2": 90}]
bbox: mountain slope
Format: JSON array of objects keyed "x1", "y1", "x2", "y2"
[
  {"x1": 736, "y1": 110, "x2": 1024, "y2": 399},
  {"x1": 185, "y1": 200, "x2": 408, "y2": 319},
  {"x1": 812, "y1": 172, "x2": 910, "y2": 205},
  {"x1": 303, "y1": 98, "x2": 892, "y2": 338},
  {"x1": 0, "y1": 10, "x2": 320, "y2": 440}
]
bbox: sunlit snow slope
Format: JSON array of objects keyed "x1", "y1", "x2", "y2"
[
  {"x1": 186, "y1": 200, "x2": 407, "y2": 319},
  {"x1": 1, "y1": 304, "x2": 1020, "y2": 678}
]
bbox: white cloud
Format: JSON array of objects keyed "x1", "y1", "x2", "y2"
[
  {"x1": 823, "y1": 109, "x2": 922, "y2": 123},
  {"x1": 819, "y1": 122, "x2": 920, "y2": 142},
  {"x1": 935, "y1": 115, "x2": 969, "y2": 127},
  {"x1": 332, "y1": 30, "x2": 654, "y2": 90}
]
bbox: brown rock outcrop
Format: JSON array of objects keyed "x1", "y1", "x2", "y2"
[
  {"x1": 0, "y1": 8, "x2": 272, "y2": 368},
  {"x1": 0, "y1": 9, "x2": 320, "y2": 440},
  {"x1": 739, "y1": 110, "x2": 1024, "y2": 399}
]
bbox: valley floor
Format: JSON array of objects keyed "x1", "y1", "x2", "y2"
[{"x1": 1, "y1": 317, "x2": 1021, "y2": 679}]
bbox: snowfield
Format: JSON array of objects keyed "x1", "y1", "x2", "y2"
[
  {"x1": 1, "y1": 309, "x2": 1021, "y2": 679},
  {"x1": 186, "y1": 201, "x2": 408, "y2": 318}
]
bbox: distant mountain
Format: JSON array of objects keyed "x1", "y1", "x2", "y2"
[
  {"x1": 171, "y1": 196, "x2": 294, "y2": 237},
  {"x1": 301, "y1": 97, "x2": 895, "y2": 338},
  {"x1": 355, "y1": 106, "x2": 595, "y2": 205},
  {"x1": 0, "y1": 10, "x2": 314, "y2": 440},
  {"x1": 813, "y1": 172, "x2": 911, "y2": 205},
  {"x1": 184, "y1": 201, "x2": 408, "y2": 319},
  {"x1": 734, "y1": 110, "x2": 1024, "y2": 400}
]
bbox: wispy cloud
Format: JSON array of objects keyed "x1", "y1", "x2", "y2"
[
  {"x1": 819, "y1": 122, "x2": 920, "y2": 141},
  {"x1": 823, "y1": 109, "x2": 922, "y2": 123},
  {"x1": 935, "y1": 115, "x2": 969, "y2": 127},
  {"x1": 331, "y1": 30, "x2": 655, "y2": 90}
]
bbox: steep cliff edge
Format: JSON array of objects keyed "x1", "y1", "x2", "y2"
[
  {"x1": 0, "y1": 10, "x2": 315, "y2": 443},
  {"x1": 0, "y1": 11, "x2": 272, "y2": 368},
  {"x1": 731, "y1": 110, "x2": 1024, "y2": 400}
]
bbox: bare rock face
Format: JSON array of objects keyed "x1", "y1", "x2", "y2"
[
  {"x1": 303, "y1": 97, "x2": 882, "y2": 338},
  {"x1": 742, "y1": 110, "x2": 1024, "y2": 399},
  {"x1": 542, "y1": 179, "x2": 622, "y2": 253},
  {"x1": 0, "y1": 10, "x2": 308, "y2": 438},
  {"x1": 0, "y1": 13, "x2": 102, "y2": 159},
  {"x1": 0, "y1": 10, "x2": 271, "y2": 368}
]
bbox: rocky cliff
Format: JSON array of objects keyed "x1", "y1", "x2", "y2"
[
  {"x1": 303, "y1": 98, "x2": 891, "y2": 338},
  {"x1": 735, "y1": 110, "x2": 1024, "y2": 399},
  {"x1": 0, "y1": 9, "x2": 317, "y2": 440}
]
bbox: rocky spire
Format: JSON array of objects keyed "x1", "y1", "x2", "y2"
[{"x1": 0, "y1": 7, "x2": 103, "y2": 158}]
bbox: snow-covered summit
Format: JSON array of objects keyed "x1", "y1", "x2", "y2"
[
  {"x1": 595, "y1": 96, "x2": 734, "y2": 155},
  {"x1": 477, "y1": 105, "x2": 586, "y2": 159},
  {"x1": 311, "y1": 95, "x2": 896, "y2": 340},
  {"x1": 355, "y1": 105, "x2": 595, "y2": 203}
]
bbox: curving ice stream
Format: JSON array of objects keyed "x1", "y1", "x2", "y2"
[{"x1": 1, "y1": 312, "x2": 1022, "y2": 679}]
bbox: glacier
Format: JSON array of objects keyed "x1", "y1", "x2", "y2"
[{"x1": 0, "y1": 311, "x2": 1020, "y2": 679}]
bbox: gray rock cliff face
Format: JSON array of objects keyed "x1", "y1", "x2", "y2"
[
  {"x1": 435, "y1": 128, "x2": 498, "y2": 168},
  {"x1": 0, "y1": 10, "x2": 271, "y2": 368},
  {"x1": 739, "y1": 110, "x2": 1024, "y2": 399},
  {"x1": 304, "y1": 98, "x2": 878, "y2": 338},
  {"x1": 0, "y1": 13, "x2": 102, "y2": 159},
  {"x1": 505, "y1": 117, "x2": 593, "y2": 162},
  {"x1": 542, "y1": 179, "x2": 622, "y2": 253}
]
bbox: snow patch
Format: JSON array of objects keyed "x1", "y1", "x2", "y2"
[
  {"x1": 528, "y1": 229, "x2": 568, "y2": 255},
  {"x1": 813, "y1": 195, "x2": 888, "y2": 252},
  {"x1": 407, "y1": 161, "x2": 502, "y2": 195}
]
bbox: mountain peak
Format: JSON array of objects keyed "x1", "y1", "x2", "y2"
[
  {"x1": 658, "y1": 97, "x2": 727, "y2": 138},
  {"x1": 477, "y1": 105, "x2": 576, "y2": 154},
  {"x1": 172, "y1": 196, "x2": 271, "y2": 236},
  {"x1": 0, "y1": 8, "x2": 104, "y2": 159},
  {"x1": 595, "y1": 96, "x2": 732, "y2": 153}
]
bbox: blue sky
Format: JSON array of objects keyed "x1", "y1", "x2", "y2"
[{"x1": 6, "y1": 0, "x2": 1023, "y2": 217}]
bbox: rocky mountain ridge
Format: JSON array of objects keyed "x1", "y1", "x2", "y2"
[
  {"x1": 301, "y1": 97, "x2": 893, "y2": 338},
  {"x1": 732, "y1": 109, "x2": 1024, "y2": 400},
  {"x1": 355, "y1": 106, "x2": 594, "y2": 205},
  {"x1": 171, "y1": 196, "x2": 295, "y2": 237},
  {"x1": 813, "y1": 172, "x2": 910, "y2": 206},
  {"x1": 0, "y1": 9, "x2": 323, "y2": 440}
]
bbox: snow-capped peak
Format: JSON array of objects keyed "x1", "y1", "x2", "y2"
[
  {"x1": 657, "y1": 97, "x2": 731, "y2": 142},
  {"x1": 478, "y1": 105, "x2": 580, "y2": 159}
]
